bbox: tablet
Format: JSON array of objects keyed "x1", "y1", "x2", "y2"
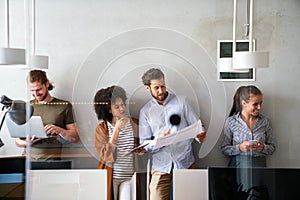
[
  {"x1": 130, "y1": 143, "x2": 149, "y2": 152},
  {"x1": 6, "y1": 116, "x2": 47, "y2": 138}
]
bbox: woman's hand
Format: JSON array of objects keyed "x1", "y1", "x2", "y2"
[
  {"x1": 132, "y1": 147, "x2": 146, "y2": 155},
  {"x1": 239, "y1": 141, "x2": 264, "y2": 152},
  {"x1": 251, "y1": 141, "x2": 264, "y2": 152},
  {"x1": 114, "y1": 117, "x2": 129, "y2": 131},
  {"x1": 110, "y1": 117, "x2": 129, "y2": 144},
  {"x1": 239, "y1": 141, "x2": 251, "y2": 152}
]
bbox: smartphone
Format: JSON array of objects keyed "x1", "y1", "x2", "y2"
[{"x1": 249, "y1": 140, "x2": 258, "y2": 145}]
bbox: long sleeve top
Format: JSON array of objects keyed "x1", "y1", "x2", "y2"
[
  {"x1": 94, "y1": 118, "x2": 145, "y2": 200},
  {"x1": 139, "y1": 93, "x2": 203, "y2": 173},
  {"x1": 221, "y1": 113, "x2": 275, "y2": 157}
]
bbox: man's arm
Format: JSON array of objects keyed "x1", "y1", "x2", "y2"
[
  {"x1": 44, "y1": 123, "x2": 80, "y2": 143},
  {"x1": 61, "y1": 123, "x2": 80, "y2": 143},
  {"x1": 15, "y1": 137, "x2": 42, "y2": 147},
  {"x1": 183, "y1": 96, "x2": 206, "y2": 143}
]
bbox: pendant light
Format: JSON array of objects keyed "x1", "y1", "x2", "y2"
[
  {"x1": 0, "y1": 0, "x2": 26, "y2": 65},
  {"x1": 28, "y1": 0, "x2": 49, "y2": 69},
  {"x1": 232, "y1": 0, "x2": 269, "y2": 69}
]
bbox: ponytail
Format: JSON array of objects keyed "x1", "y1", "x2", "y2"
[{"x1": 229, "y1": 86, "x2": 245, "y2": 117}]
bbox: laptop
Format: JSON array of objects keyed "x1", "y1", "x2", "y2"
[{"x1": 6, "y1": 116, "x2": 47, "y2": 138}]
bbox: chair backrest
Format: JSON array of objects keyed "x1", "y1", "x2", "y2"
[{"x1": 173, "y1": 169, "x2": 208, "y2": 200}]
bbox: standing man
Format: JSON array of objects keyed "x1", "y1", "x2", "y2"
[
  {"x1": 15, "y1": 70, "x2": 80, "y2": 160},
  {"x1": 139, "y1": 68, "x2": 206, "y2": 200}
]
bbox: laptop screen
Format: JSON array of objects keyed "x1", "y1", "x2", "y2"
[{"x1": 5, "y1": 116, "x2": 47, "y2": 138}]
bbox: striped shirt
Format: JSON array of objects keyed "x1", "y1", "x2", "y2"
[
  {"x1": 107, "y1": 121, "x2": 134, "y2": 180},
  {"x1": 221, "y1": 113, "x2": 275, "y2": 157}
]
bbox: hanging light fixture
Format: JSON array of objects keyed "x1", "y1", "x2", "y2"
[
  {"x1": 232, "y1": 0, "x2": 269, "y2": 69},
  {"x1": 0, "y1": 0, "x2": 26, "y2": 65},
  {"x1": 25, "y1": 0, "x2": 49, "y2": 69}
]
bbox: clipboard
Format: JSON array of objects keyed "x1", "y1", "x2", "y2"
[{"x1": 6, "y1": 116, "x2": 47, "y2": 138}]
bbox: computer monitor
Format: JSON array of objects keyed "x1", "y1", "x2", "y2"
[
  {"x1": 31, "y1": 160, "x2": 73, "y2": 170},
  {"x1": 208, "y1": 167, "x2": 299, "y2": 200},
  {"x1": 0, "y1": 158, "x2": 73, "y2": 199}
]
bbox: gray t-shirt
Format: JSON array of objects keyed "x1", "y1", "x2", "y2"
[{"x1": 24, "y1": 97, "x2": 75, "y2": 160}]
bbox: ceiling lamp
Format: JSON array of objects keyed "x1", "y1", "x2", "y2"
[
  {"x1": 232, "y1": 0, "x2": 269, "y2": 69},
  {"x1": 0, "y1": 0, "x2": 26, "y2": 65},
  {"x1": 26, "y1": 0, "x2": 49, "y2": 69}
]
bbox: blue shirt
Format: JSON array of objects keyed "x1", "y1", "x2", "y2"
[
  {"x1": 221, "y1": 113, "x2": 275, "y2": 157},
  {"x1": 139, "y1": 93, "x2": 202, "y2": 173}
]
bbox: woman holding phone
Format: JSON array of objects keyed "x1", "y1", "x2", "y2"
[{"x1": 221, "y1": 85, "x2": 275, "y2": 167}]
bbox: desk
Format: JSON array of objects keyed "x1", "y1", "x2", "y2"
[
  {"x1": 0, "y1": 146, "x2": 98, "y2": 168},
  {"x1": 0, "y1": 149, "x2": 97, "y2": 199},
  {"x1": 0, "y1": 156, "x2": 25, "y2": 199}
]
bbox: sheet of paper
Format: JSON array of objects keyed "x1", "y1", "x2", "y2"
[{"x1": 153, "y1": 120, "x2": 204, "y2": 149}]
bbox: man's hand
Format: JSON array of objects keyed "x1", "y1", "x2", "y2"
[
  {"x1": 196, "y1": 131, "x2": 206, "y2": 142},
  {"x1": 44, "y1": 124, "x2": 64, "y2": 136},
  {"x1": 161, "y1": 129, "x2": 170, "y2": 137},
  {"x1": 29, "y1": 136, "x2": 43, "y2": 144},
  {"x1": 15, "y1": 136, "x2": 42, "y2": 147}
]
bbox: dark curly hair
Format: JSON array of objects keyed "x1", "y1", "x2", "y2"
[{"x1": 93, "y1": 85, "x2": 127, "y2": 122}]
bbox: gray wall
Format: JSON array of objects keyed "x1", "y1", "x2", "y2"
[{"x1": 0, "y1": 0, "x2": 299, "y2": 169}]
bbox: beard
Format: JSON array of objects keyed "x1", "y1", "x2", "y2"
[
  {"x1": 34, "y1": 92, "x2": 48, "y2": 102},
  {"x1": 151, "y1": 90, "x2": 168, "y2": 102}
]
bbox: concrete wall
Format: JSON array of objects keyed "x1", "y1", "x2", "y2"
[{"x1": 0, "y1": 0, "x2": 299, "y2": 169}]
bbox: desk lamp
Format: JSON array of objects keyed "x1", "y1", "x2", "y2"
[{"x1": 0, "y1": 95, "x2": 34, "y2": 147}]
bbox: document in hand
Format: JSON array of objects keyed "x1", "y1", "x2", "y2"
[{"x1": 153, "y1": 120, "x2": 204, "y2": 149}]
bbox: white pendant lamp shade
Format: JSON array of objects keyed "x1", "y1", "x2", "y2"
[
  {"x1": 231, "y1": 0, "x2": 269, "y2": 70},
  {"x1": 31, "y1": 55, "x2": 49, "y2": 69},
  {"x1": 233, "y1": 51, "x2": 269, "y2": 69},
  {"x1": 0, "y1": 48, "x2": 26, "y2": 65},
  {"x1": 1, "y1": 0, "x2": 26, "y2": 66},
  {"x1": 218, "y1": 57, "x2": 249, "y2": 72},
  {"x1": 27, "y1": 0, "x2": 49, "y2": 69}
]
